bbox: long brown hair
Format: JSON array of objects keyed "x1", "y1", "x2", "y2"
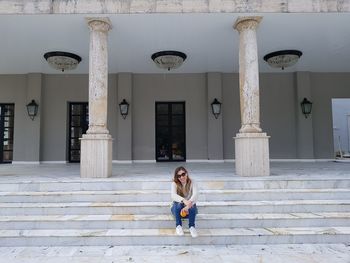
[{"x1": 173, "y1": 166, "x2": 192, "y2": 198}]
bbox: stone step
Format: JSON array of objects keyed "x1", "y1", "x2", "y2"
[
  {"x1": 0, "y1": 188, "x2": 349, "y2": 202},
  {"x1": 0, "y1": 227, "x2": 349, "y2": 246},
  {"x1": 0, "y1": 212, "x2": 349, "y2": 229},
  {"x1": 0, "y1": 200, "x2": 349, "y2": 215},
  {"x1": 1, "y1": 176, "x2": 349, "y2": 191}
]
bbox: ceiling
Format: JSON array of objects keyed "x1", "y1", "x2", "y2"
[{"x1": 0, "y1": 13, "x2": 350, "y2": 74}]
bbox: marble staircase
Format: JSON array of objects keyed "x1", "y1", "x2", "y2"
[{"x1": 0, "y1": 175, "x2": 349, "y2": 246}]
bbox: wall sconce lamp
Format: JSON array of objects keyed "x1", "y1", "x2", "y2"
[
  {"x1": 119, "y1": 99, "x2": 129, "y2": 119},
  {"x1": 300, "y1": 97, "x2": 312, "y2": 118},
  {"x1": 211, "y1": 98, "x2": 222, "y2": 119},
  {"x1": 26, "y1": 99, "x2": 39, "y2": 121}
]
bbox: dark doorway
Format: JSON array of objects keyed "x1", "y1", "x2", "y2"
[
  {"x1": 155, "y1": 102, "x2": 186, "y2": 162},
  {"x1": 0, "y1": 104, "x2": 14, "y2": 163},
  {"x1": 68, "y1": 102, "x2": 88, "y2": 163}
]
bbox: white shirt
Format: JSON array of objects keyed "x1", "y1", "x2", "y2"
[{"x1": 171, "y1": 180, "x2": 198, "y2": 203}]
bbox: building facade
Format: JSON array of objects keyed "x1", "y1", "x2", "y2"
[{"x1": 0, "y1": 1, "x2": 350, "y2": 175}]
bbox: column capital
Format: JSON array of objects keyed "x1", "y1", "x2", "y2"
[
  {"x1": 86, "y1": 17, "x2": 112, "y2": 32},
  {"x1": 233, "y1": 16, "x2": 262, "y2": 33}
]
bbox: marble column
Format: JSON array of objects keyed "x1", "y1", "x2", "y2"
[
  {"x1": 80, "y1": 17, "x2": 112, "y2": 178},
  {"x1": 233, "y1": 16, "x2": 270, "y2": 176}
]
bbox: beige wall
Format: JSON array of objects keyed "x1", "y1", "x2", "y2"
[
  {"x1": 41, "y1": 75, "x2": 88, "y2": 161},
  {"x1": 132, "y1": 74, "x2": 207, "y2": 160},
  {"x1": 260, "y1": 73, "x2": 297, "y2": 158},
  {"x1": 222, "y1": 73, "x2": 240, "y2": 159},
  {"x1": 41, "y1": 74, "x2": 118, "y2": 161},
  {"x1": 0, "y1": 75, "x2": 27, "y2": 161},
  {"x1": 222, "y1": 73, "x2": 297, "y2": 159},
  {"x1": 310, "y1": 73, "x2": 350, "y2": 158},
  {"x1": 207, "y1": 73, "x2": 223, "y2": 160},
  {"x1": 1, "y1": 72, "x2": 350, "y2": 162}
]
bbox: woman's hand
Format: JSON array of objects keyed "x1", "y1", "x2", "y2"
[{"x1": 183, "y1": 199, "x2": 193, "y2": 208}]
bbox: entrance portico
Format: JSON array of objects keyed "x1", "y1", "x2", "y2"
[
  {"x1": 0, "y1": 13, "x2": 350, "y2": 167},
  {"x1": 79, "y1": 15, "x2": 271, "y2": 178}
]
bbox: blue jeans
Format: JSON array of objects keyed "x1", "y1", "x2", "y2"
[{"x1": 171, "y1": 201, "x2": 198, "y2": 228}]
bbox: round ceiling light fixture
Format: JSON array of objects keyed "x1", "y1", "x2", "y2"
[
  {"x1": 263, "y1": 50, "x2": 302, "y2": 70},
  {"x1": 151, "y1": 50, "x2": 187, "y2": 71},
  {"x1": 44, "y1": 51, "x2": 82, "y2": 72}
]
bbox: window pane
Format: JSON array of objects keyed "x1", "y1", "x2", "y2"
[
  {"x1": 157, "y1": 127, "x2": 169, "y2": 138},
  {"x1": 157, "y1": 104, "x2": 168, "y2": 114},
  {"x1": 0, "y1": 104, "x2": 14, "y2": 163},
  {"x1": 71, "y1": 127, "x2": 82, "y2": 138},
  {"x1": 3, "y1": 151, "x2": 12, "y2": 162},
  {"x1": 172, "y1": 104, "x2": 183, "y2": 114},
  {"x1": 156, "y1": 102, "x2": 186, "y2": 162},
  {"x1": 157, "y1": 140, "x2": 170, "y2": 160},
  {"x1": 171, "y1": 142, "x2": 185, "y2": 160},
  {"x1": 172, "y1": 115, "x2": 184, "y2": 126},
  {"x1": 68, "y1": 103, "x2": 88, "y2": 162},
  {"x1": 3, "y1": 140, "x2": 13, "y2": 151},
  {"x1": 4, "y1": 128, "x2": 13, "y2": 140},
  {"x1": 70, "y1": 138, "x2": 80, "y2": 149},
  {"x1": 172, "y1": 127, "x2": 184, "y2": 140},
  {"x1": 70, "y1": 150, "x2": 80, "y2": 161},
  {"x1": 71, "y1": 116, "x2": 81, "y2": 126},
  {"x1": 71, "y1": 104, "x2": 83, "y2": 115},
  {"x1": 3, "y1": 128, "x2": 13, "y2": 139},
  {"x1": 4, "y1": 105, "x2": 14, "y2": 116},
  {"x1": 4, "y1": 116, "x2": 14, "y2": 127},
  {"x1": 157, "y1": 115, "x2": 168, "y2": 126}
]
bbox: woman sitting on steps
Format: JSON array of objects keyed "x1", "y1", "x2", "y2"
[{"x1": 171, "y1": 166, "x2": 198, "y2": 238}]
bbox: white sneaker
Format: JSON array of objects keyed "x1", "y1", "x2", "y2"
[
  {"x1": 189, "y1": 227, "x2": 198, "y2": 238},
  {"x1": 176, "y1": 225, "x2": 184, "y2": 236}
]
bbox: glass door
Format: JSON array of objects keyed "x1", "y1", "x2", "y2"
[
  {"x1": 68, "y1": 103, "x2": 88, "y2": 162},
  {"x1": 0, "y1": 104, "x2": 15, "y2": 164},
  {"x1": 156, "y1": 102, "x2": 186, "y2": 162}
]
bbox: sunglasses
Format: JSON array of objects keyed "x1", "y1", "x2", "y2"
[{"x1": 177, "y1": 172, "x2": 187, "y2": 178}]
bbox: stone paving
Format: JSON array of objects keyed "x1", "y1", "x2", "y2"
[
  {"x1": 0, "y1": 161, "x2": 349, "y2": 261},
  {"x1": 0, "y1": 244, "x2": 349, "y2": 263},
  {"x1": 0, "y1": 161, "x2": 350, "y2": 181}
]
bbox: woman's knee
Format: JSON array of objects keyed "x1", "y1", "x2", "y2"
[
  {"x1": 188, "y1": 206, "x2": 197, "y2": 214},
  {"x1": 173, "y1": 202, "x2": 183, "y2": 211}
]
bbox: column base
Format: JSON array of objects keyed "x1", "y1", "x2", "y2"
[
  {"x1": 80, "y1": 134, "x2": 112, "y2": 178},
  {"x1": 234, "y1": 132, "x2": 270, "y2": 176}
]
